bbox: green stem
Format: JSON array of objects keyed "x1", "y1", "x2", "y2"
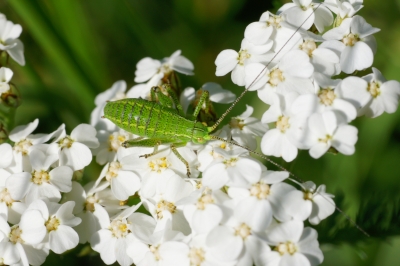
[{"x1": 0, "y1": 103, "x2": 16, "y2": 144}]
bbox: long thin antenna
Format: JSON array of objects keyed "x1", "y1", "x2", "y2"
[
  {"x1": 209, "y1": 4, "x2": 322, "y2": 132},
  {"x1": 210, "y1": 135, "x2": 370, "y2": 236}
]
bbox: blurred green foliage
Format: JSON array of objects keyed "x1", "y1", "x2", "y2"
[{"x1": 2, "y1": 0, "x2": 400, "y2": 265}]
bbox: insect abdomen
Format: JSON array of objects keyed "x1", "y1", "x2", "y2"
[{"x1": 104, "y1": 99, "x2": 195, "y2": 141}]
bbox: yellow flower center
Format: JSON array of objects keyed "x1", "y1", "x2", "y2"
[
  {"x1": 106, "y1": 161, "x2": 121, "y2": 182},
  {"x1": 238, "y1": 50, "x2": 251, "y2": 65},
  {"x1": 32, "y1": 170, "x2": 50, "y2": 185},
  {"x1": 148, "y1": 157, "x2": 170, "y2": 173},
  {"x1": 108, "y1": 133, "x2": 126, "y2": 152},
  {"x1": 46, "y1": 217, "x2": 60, "y2": 232},
  {"x1": 196, "y1": 194, "x2": 214, "y2": 210},
  {"x1": 150, "y1": 245, "x2": 161, "y2": 260},
  {"x1": 229, "y1": 118, "x2": 244, "y2": 130},
  {"x1": 304, "y1": 191, "x2": 314, "y2": 201},
  {"x1": 110, "y1": 219, "x2": 130, "y2": 238},
  {"x1": 300, "y1": 40, "x2": 317, "y2": 57},
  {"x1": 58, "y1": 136, "x2": 74, "y2": 149},
  {"x1": 223, "y1": 157, "x2": 238, "y2": 167},
  {"x1": 318, "y1": 88, "x2": 336, "y2": 106},
  {"x1": 367, "y1": 81, "x2": 381, "y2": 98},
  {"x1": 156, "y1": 200, "x2": 176, "y2": 219},
  {"x1": 235, "y1": 223, "x2": 251, "y2": 239},
  {"x1": 189, "y1": 248, "x2": 205, "y2": 265},
  {"x1": 342, "y1": 33, "x2": 360, "y2": 46},
  {"x1": 13, "y1": 139, "x2": 32, "y2": 155},
  {"x1": 269, "y1": 68, "x2": 284, "y2": 86},
  {"x1": 267, "y1": 14, "x2": 283, "y2": 28},
  {"x1": 275, "y1": 241, "x2": 297, "y2": 255},
  {"x1": 250, "y1": 183, "x2": 270, "y2": 199},
  {"x1": 318, "y1": 134, "x2": 332, "y2": 144},
  {"x1": 84, "y1": 195, "x2": 99, "y2": 212},
  {"x1": 0, "y1": 188, "x2": 15, "y2": 207},
  {"x1": 276, "y1": 116, "x2": 290, "y2": 133},
  {"x1": 9, "y1": 226, "x2": 24, "y2": 244}
]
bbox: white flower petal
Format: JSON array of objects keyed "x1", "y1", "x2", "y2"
[
  {"x1": 71, "y1": 124, "x2": 99, "y2": 148},
  {"x1": 49, "y1": 166, "x2": 73, "y2": 192},
  {"x1": 49, "y1": 225, "x2": 79, "y2": 254},
  {"x1": 215, "y1": 49, "x2": 238, "y2": 76},
  {"x1": 111, "y1": 171, "x2": 141, "y2": 200},
  {"x1": 9, "y1": 119, "x2": 38, "y2": 142}
]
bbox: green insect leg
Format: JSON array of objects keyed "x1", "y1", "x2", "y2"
[
  {"x1": 193, "y1": 90, "x2": 209, "y2": 118},
  {"x1": 170, "y1": 143, "x2": 191, "y2": 177},
  {"x1": 151, "y1": 86, "x2": 174, "y2": 109},
  {"x1": 192, "y1": 89, "x2": 217, "y2": 126},
  {"x1": 122, "y1": 138, "x2": 163, "y2": 158},
  {"x1": 162, "y1": 84, "x2": 185, "y2": 116}
]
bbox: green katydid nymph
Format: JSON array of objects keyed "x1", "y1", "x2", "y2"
[{"x1": 102, "y1": 85, "x2": 250, "y2": 177}]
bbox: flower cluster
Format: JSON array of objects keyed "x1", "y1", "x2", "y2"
[
  {"x1": 216, "y1": 0, "x2": 400, "y2": 162},
  {"x1": 2, "y1": 1, "x2": 400, "y2": 265}
]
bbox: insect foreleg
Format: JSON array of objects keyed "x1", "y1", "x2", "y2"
[
  {"x1": 193, "y1": 90, "x2": 209, "y2": 118},
  {"x1": 170, "y1": 142, "x2": 191, "y2": 177},
  {"x1": 151, "y1": 86, "x2": 174, "y2": 109},
  {"x1": 193, "y1": 90, "x2": 217, "y2": 126},
  {"x1": 162, "y1": 84, "x2": 185, "y2": 116}
]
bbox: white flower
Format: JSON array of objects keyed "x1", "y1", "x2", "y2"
[
  {"x1": 228, "y1": 170, "x2": 290, "y2": 230},
  {"x1": 265, "y1": 220, "x2": 324, "y2": 266},
  {"x1": 278, "y1": 0, "x2": 333, "y2": 32},
  {"x1": 359, "y1": 67, "x2": 400, "y2": 117},
  {"x1": 62, "y1": 181, "x2": 126, "y2": 244},
  {"x1": 183, "y1": 188, "x2": 228, "y2": 234},
  {"x1": 336, "y1": 76, "x2": 371, "y2": 110},
  {"x1": 298, "y1": 38, "x2": 340, "y2": 76},
  {"x1": 141, "y1": 174, "x2": 194, "y2": 235},
  {"x1": 126, "y1": 216, "x2": 189, "y2": 266},
  {"x1": 0, "y1": 209, "x2": 49, "y2": 266},
  {"x1": 305, "y1": 111, "x2": 358, "y2": 158},
  {"x1": 48, "y1": 124, "x2": 99, "y2": 171},
  {"x1": 215, "y1": 39, "x2": 272, "y2": 86},
  {"x1": 256, "y1": 50, "x2": 314, "y2": 105},
  {"x1": 260, "y1": 93, "x2": 309, "y2": 162},
  {"x1": 202, "y1": 149, "x2": 262, "y2": 190},
  {"x1": 0, "y1": 169, "x2": 26, "y2": 224},
  {"x1": 27, "y1": 200, "x2": 81, "y2": 254},
  {"x1": 0, "y1": 67, "x2": 13, "y2": 96},
  {"x1": 187, "y1": 234, "x2": 237, "y2": 266},
  {"x1": 196, "y1": 127, "x2": 244, "y2": 172},
  {"x1": 205, "y1": 206, "x2": 274, "y2": 265},
  {"x1": 323, "y1": 16, "x2": 380, "y2": 74},
  {"x1": 291, "y1": 75, "x2": 357, "y2": 122},
  {"x1": 281, "y1": 181, "x2": 335, "y2": 224},
  {"x1": 244, "y1": 11, "x2": 278, "y2": 45},
  {"x1": 6, "y1": 149, "x2": 73, "y2": 203},
  {"x1": 94, "y1": 129, "x2": 134, "y2": 165},
  {"x1": 91, "y1": 204, "x2": 141, "y2": 266},
  {"x1": 228, "y1": 105, "x2": 269, "y2": 150},
  {"x1": 324, "y1": 0, "x2": 363, "y2": 21},
  {"x1": 134, "y1": 50, "x2": 194, "y2": 84},
  {"x1": 0, "y1": 17, "x2": 25, "y2": 65},
  {"x1": 96, "y1": 150, "x2": 141, "y2": 201},
  {"x1": 9, "y1": 119, "x2": 62, "y2": 172}
]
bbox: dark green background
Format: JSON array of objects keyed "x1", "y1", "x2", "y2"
[{"x1": 2, "y1": 0, "x2": 400, "y2": 265}]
